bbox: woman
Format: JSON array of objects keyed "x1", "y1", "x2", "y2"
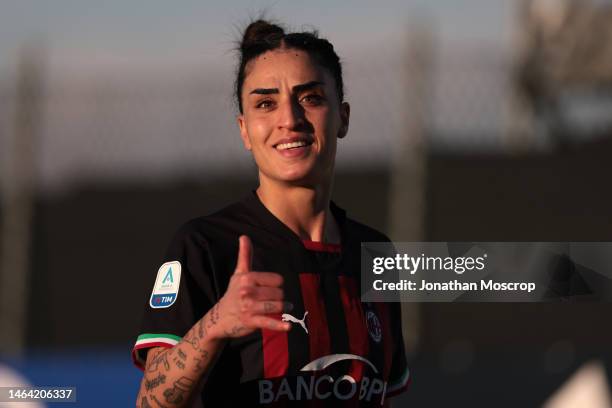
[{"x1": 133, "y1": 20, "x2": 410, "y2": 407}]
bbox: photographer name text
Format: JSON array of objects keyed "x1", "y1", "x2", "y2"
[{"x1": 372, "y1": 279, "x2": 536, "y2": 292}]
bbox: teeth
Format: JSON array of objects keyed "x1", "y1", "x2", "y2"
[{"x1": 276, "y1": 141, "x2": 308, "y2": 150}]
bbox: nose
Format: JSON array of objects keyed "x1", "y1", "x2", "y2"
[{"x1": 277, "y1": 97, "x2": 305, "y2": 130}]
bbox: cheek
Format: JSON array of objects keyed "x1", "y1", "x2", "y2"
[
  {"x1": 247, "y1": 120, "x2": 271, "y2": 145},
  {"x1": 320, "y1": 110, "x2": 341, "y2": 139}
]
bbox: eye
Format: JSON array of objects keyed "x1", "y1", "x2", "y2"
[
  {"x1": 300, "y1": 94, "x2": 324, "y2": 106},
  {"x1": 255, "y1": 99, "x2": 276, "y2": 109}
]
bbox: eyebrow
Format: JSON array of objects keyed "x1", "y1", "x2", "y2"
[{"x1": 249, "y1": 80, "x2": 325, "y2": 95}]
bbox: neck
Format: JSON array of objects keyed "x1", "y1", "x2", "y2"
[{"x1": 256, "y1": 177, "x2": 340, "y2": 244}]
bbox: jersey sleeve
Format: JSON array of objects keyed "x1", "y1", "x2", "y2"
[
  {"x1": 385, "y1": 302, "x2": 411, "y2": 398},
  {"x1": 131, "y1": 223, "x2": 217, "y2": 370}
]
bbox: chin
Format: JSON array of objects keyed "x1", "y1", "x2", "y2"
[
  {"x1": 275, "y1": 164, "x2": 314, "y2": 181},
  {"x1": 262, "y1": 162, "x2": 330, "y2": 186},
  {"x1": 280, "y1": 173, "x2": 314, "y2": 185},
  {"x1": 265, "y1": 167, "x2": 312, "y2": 184}
]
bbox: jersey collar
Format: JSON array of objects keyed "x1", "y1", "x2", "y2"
[{"x1": 241, "y1": 190, "x2": 347, "y2": 250}]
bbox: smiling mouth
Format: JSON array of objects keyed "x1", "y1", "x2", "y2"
[{"x1": 275, "y1": 140, "x2": 313, "y2": 150}]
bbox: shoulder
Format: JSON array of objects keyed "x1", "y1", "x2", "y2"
[
  {"x1": 163, "y1": 197, "x2": 263, "y2": 275},
  {"x1": 171, "y1": 199, "x2": 255, "y2": 243}
]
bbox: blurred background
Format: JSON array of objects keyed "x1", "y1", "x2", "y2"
[{"x1": 1, "y1": 0, "x2": 612, "y2": 406}]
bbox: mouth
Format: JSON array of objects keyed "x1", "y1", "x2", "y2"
[{"x1": 274, "y1": 138, "x2": 314, "y2": 151}]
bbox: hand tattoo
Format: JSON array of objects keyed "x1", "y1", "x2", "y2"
[{"x1": 224, "y1": 325, "x2": 245, "y2": 337}]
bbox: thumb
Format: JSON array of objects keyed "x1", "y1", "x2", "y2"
[{"x1": 234, "y1": 235, "x2": 253, "y2": 274}]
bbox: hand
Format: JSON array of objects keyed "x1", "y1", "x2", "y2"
[{"x1": 207, "y1": 235, "x2": 291, "y2": 340}]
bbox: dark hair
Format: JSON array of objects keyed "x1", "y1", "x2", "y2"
[{"x1": 235, "y1": 20, "x2": 344, "y2": 114}]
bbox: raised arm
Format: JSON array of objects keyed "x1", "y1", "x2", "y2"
[{"x1": 136, "y1": 236, "x2": 291, "y2": 408}]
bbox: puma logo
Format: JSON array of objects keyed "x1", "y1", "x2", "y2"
[{"x1": 282, "y1": 311, "x2": 309, "y2": 334}]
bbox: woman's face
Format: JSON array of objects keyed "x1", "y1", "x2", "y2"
[{"x1": 237, "y1": 48, "x2": 349, "y2": 187}]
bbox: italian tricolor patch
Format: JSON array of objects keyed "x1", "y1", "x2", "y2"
[{"x1": 131, "y1": 333, "x2": 181, "y2": 369}]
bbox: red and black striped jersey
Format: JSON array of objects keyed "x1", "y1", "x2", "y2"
[{"x1": 133, "y1": 192, "x2": 410, "y2": 407}]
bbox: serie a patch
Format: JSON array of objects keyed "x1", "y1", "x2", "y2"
[{"x1": 149, "y1": 261, "x2": 181, "y2": 309}]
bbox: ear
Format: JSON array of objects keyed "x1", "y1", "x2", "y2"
[
  {"x1": 337, "y1": 102, "x2": 350, "y2": 139},
  {"x1": 237, "y1": 114, "x2": 252, "y2": 150}
]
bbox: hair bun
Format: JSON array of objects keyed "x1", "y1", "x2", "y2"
[
  {"x1": 234, "y1": 18, "x2": 344, "y2": 113},
  {"x1": 241, "y1": 20, "x2": 284, "y2": 49}
]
